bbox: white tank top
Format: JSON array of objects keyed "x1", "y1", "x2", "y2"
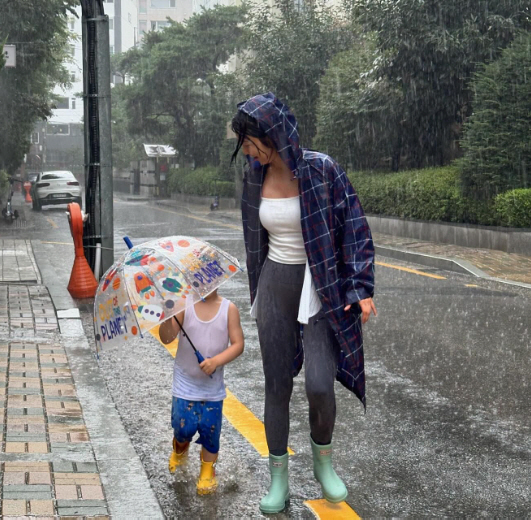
[
  {"x1": 172, "y1": 298, "x2": 230, "y2": 401},
  {"x1": 259, "y1": 196, "x2": 307, "y2": 264}
]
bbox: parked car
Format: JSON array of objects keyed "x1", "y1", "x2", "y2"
[{"x1": 31, "y1": 171, "x2": 82, "y2": 211}]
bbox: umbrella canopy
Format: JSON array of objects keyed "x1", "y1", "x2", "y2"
[{"x1": 94, "y1": 236, "x2": 241, "y2": 351}]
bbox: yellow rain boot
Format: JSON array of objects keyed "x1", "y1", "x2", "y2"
[
  {"x1": 196, "y1": 452, "x2": 218, "y2": 495},
  {"x1": 168, "y1": 439, "x2": 189, "y2": 473}
]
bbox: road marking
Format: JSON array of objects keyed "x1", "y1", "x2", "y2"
[
  {"x1": 304, "y1": 499, "x2": 360, "y2": 519},
  {"x1": 41, "y1": 241, "x2": 71, "y2": 245},
  {"x1": 376, "y1": 261, "x2": 447, "y2": 280},
  {"x1": 158, "y1": 332, "x2": 294, "y2": 457},
  {"x1": 466, "y1": 284, "x2": 479, "y2": 287},
  {"x1": 149, "y1": 205, "x2": 242, "y2": 231},
  {"x1": 46, "y1": 217, "x2": 58, "y2": 229}
]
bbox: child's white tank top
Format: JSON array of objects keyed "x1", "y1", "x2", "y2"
[{"x1": 172, "y1": 298, "x2": 230, "y2": 401}]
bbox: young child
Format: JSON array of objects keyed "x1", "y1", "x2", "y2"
[{"x1": 159, "y1": 289, "x2": 244, "y2": 495}]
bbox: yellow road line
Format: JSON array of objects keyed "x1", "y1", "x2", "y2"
[
  {"x1": 150, "y1": 205, "x2": 242, "y2": 231},
  {"x1": 46, "y1": 217, "x2": 58, "y2": 229},
  {"x1": 376, "y1": 261, "x2": 446, "y2": 280},
  {"x1": 305, "y1": 499, "x2": 361, "y2": 519},
  {"x1": 158, "y1": 331, "x2": 294, "y2": 457},
  {"x1": 466, "y1": 284, "x2": 479, "y2": 288}
]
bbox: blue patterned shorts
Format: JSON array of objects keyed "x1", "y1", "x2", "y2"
[{"x1": 171, "y1": 397, "x2": 223, "y2": 454}]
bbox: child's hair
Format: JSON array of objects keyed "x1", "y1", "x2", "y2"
[{"x1": 230, "y1": 110, "x2": 275, "y2": 164}]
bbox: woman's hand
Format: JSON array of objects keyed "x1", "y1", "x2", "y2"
[
  {"x1": 200, "y1": 357, "x2": 219, "y2": 376},
  {"x1": 344, "y1": 297, "x2": 377, "y2": 324}
]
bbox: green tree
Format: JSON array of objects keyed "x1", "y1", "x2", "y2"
[
  {"x1": 0, "y1": 0, "x2": 76, "y2": 173},
  {"x1": 244, "y1": 0, "x2": 352, "y2": 145},
  {"x1": 314, "y1": 35, "x2": 405, "y2": 170},
  {"x1": 114, "y1": 5, "x2": 247, "y2": 168},
  {"x1": 460, "y1": 33, "x2": 531, "y2": 200},
  {"x1": 346, "y1": 0, "x2": 531, "y2": 169},
  {"x1": 111, "y1": 83, "x2": 145, "y2": 170}
]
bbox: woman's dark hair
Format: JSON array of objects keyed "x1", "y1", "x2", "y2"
[{"x1": 230, "y1": 111, "x2": 274, "y2": 164}]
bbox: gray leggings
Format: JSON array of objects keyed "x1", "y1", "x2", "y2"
[{"x1": 256, "y1": 259, "x2": 340, "y2": 456}]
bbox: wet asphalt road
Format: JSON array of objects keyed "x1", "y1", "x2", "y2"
[{"x1": 6, "y1": 194, "x2": 531, "y2": 517}]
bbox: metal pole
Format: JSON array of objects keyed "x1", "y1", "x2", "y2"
[
  {"x1": 94, "y1": 15, "x2": 114, "y2": 273},
  {"x1": 80, "y1": 0, "x2": 114, "y2": 276}
]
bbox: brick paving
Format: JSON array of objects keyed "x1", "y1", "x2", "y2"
[
  {"x1": 0, "y1": 243, "x2": 110, "y2": 518},
  {"x1": 0, "y1": 240, "x2": 40, "y2": 284},
  {"x1": 0, "y1": 341, "x2": 109, "y2": 518}
]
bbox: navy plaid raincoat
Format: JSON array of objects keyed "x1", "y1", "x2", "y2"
[{"x1": 239, "y1": 93, "x2": 375, "y2": 407}]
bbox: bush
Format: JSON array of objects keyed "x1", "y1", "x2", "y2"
[
  {"x1": 495, "y1": 189, "x2": 531, "y2": 228},
  {"x1": 349, "y1": 166, "x2": 500, "y2": 226},
  {"x1": 167, "y1": 166, "x2": 235, "y2": 198}
]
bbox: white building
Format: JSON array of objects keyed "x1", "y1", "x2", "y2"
[
  {"x1": 192, "y1": 0, "x2": 240, "y2": 14},
  {"x1": 137, "y1": 0, "x2": 193, "y2": 41},
  {"x1": 28, "y1": 1, "x2": 138, "y2": 175}
]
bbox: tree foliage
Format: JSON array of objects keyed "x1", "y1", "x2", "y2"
[
  {"x1": 0, "y1": 0, "x2": 76, "y2": 173},
  {"x1": 243, "y1": 0, "x2": 352, "y2": 145},
  {"x1": 113, "y1": 5, "x2": 247, "y2": 168},
  {"x1": 315, "y1": 35, "x2": 406, "y2": 170},
  {"x1": 339, "y1": 0, "x2": 530, "y2": 170},
  {"x1": 459, "y1": 32, "x2": 531, "y2": 200}
]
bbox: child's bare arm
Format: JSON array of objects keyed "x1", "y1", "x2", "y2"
[
  {"x1": 159, "y1": 310, "x2": 184, "y2": 345},
  {"x1": 199, "y1": 303, "x2": 244, "y2": 375}
]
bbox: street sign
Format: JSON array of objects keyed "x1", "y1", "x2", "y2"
[{"x1": 3, "y1": 45, "x2": 16, "y2": 68}]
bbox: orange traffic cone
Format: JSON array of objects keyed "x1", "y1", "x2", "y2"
[
  {"x1": 67, "y1": 202, "x2": 99, "y2": 298},
  {"x1": 23, "y1": 182, "x2": 32, "y2": 203}
]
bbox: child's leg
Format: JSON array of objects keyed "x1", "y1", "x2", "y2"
[
  {"x1": 169, "y1": 398, "x2": 199, "y2": 473},
  {"x1": 197, "y1": 400, "x2": 223, "y2": 456},
  {"x1": 201, "y1": 446, "x2": 218, "y2": 462},
  {"x1": 196, "y1": 401, "x2": 223, "y2": 494}
]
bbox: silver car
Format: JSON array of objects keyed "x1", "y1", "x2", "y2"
[{"x1": 32, "y1": 170, "x2": 82, "y2": 210}]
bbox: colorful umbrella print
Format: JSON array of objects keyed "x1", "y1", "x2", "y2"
[{"x1": 93, "y1": 236, "x2": 241, "y2": 351}]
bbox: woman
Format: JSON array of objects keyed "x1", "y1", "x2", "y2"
[{"x1": 232, "y1": 93, "x2": 376, "y2": 514}]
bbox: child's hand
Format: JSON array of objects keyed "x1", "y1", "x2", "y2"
[{"x1": 200, "y1": 357, "x2": 218, "y2": 376}]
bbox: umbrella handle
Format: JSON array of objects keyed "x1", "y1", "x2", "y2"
[
  {"x1": 194, "y1": 350, "x2": 214, "y2": 379},
  {"x1": 174, "y1": 316, "x2": 214, "y2": 379}
]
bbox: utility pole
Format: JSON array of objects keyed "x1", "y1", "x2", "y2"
[{"x1": 80, "y1": 0, "x2": 114, "y2": 277}]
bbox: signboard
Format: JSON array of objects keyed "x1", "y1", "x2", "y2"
[
  {"x1": 143, "y1": 144, "x2": 177, "y2": 158},
  {"x1": 3, "y1": 45, "x2": 16, "y2": 68}
]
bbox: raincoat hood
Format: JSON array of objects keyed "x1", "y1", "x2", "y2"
[{"x1": 237, "y1": 92, "x2": 303, "y2": 176}]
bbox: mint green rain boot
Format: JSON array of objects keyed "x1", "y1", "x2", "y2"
[
  {"x1": 259, "y1": 453, "x2": 290, "y2": 514},
  {"x1": 310, "y1": 437, "x2": 348, "y2": 503}
]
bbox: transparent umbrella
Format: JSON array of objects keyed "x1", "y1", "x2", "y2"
[{"x1": 93, "y1": 235, "x2": 242, "y2": 355}]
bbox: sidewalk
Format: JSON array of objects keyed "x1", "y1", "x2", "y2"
[
  {"x1": 154, "y1": 198, "x2": 531, "y2": 288},
  {"x1": 0, "y1": 241, "x2": 163, "y2": 519},
  {"x1": 373, "y1": 232, "x2": 531, "y2": 286}
]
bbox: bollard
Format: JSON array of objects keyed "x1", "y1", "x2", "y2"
[
  {"x1": 23, "y1": 182, "x2": 32, "y2": 203},
  {"x1": 66, "y1": 202, "x2": 99, "y2": 298}
]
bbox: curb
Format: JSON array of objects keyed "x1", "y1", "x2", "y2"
[{"x1": 376, "y1": 245, "x2": 531, "y2": 291}]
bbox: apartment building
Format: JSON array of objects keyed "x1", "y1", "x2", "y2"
[
  {"x1": 192, "y1": 0, "x2": 241, "y2": 14},
  {"x1": 137, "y1": 0, "x2": 193, "y2": 41},
  {"x1": 27, "y1": 0, "x2": 138, "y2": 176}
]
